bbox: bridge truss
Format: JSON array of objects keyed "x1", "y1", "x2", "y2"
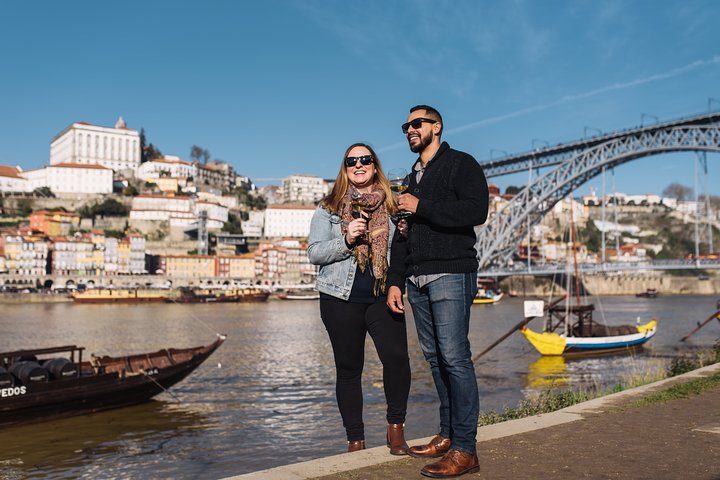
[{"x1": 476, "y1": 119, "x2": 720, "y2": 270}]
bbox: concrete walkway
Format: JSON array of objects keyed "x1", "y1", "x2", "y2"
[{"x1": 229, "y1": 362, "x2": 720, "y2": 480}]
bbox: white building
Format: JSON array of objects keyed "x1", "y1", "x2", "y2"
[
  {"x1": 243, "y1": 210, "x2": 265, "y2": 238},
  {"x1": 281, "y1": 175, "x2": 328, "y2": 204},
  {"x1": 0, "y1": 166, "x2": 30, "y2": 193},
  {"x1": 263, "y1": 204, "x2": 316, "y2": 238},
  {"x1": 50, "y1": 117, "x2": 141, "y2": 173},
  {"x1": 136, "y1": 155, "x2": 197, "y2": 181},
  {"x1": 129, "y1": 194, "x2": 228, "y2": 229},
  {"x1": 22, "y1": 163, "x2": 113, "y2": 194}
]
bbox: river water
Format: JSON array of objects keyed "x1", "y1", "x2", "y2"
[{"x1": 0, "y1": 295, "x2": 717, "y2": 479}]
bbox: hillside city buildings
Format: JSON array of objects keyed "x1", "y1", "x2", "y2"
[{"x1": 0, "y1": 115, "x2": 716, "y2": 288}]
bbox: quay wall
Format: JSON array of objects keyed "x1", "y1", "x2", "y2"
[{"x1": 501, "y1": 273, "x2": 720, "y2": 297}]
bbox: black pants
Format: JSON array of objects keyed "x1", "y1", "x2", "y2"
[{"x1": 320, "y1": 297, "x2": 411, "y2": 441}]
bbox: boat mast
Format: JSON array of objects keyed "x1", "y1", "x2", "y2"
[{"x1": 569, "y1": 196, "x2": 582, "y2": 307}]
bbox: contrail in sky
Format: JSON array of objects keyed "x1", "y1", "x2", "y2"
[{"x1": 377, "y1": 55, "x2": 720, "y2": 153}]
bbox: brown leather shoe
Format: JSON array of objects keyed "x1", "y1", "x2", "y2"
[
  {"x1": 386, "y1": 423, "x2": 409, "y2": 455},
  {"x1": 407, "y1": 434, "x2": 451, "y2": 458},
  {"x1": 347, "y1": 440, "x2": 365, "y2": 453},
  {"x1": 420, "y1": 449, "x2": 479, "y2": 478}
]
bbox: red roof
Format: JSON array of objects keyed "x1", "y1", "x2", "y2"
[
  {"x1": 54, "y1": 163, "x2": 111, "y2": 170},
  {"x1": 0, "y1": 166, "x2": 22, "y2": 178}
]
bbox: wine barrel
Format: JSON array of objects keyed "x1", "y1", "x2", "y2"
[
  {"x1": 43, "y1": 358, "x2": 78, "y2": 380},
  {"x1": 0, "y1": 367, "x2": 14, "y2": 388},
  {"x1": 9, "y1": 361, "x2": 49, "y2": 384}
]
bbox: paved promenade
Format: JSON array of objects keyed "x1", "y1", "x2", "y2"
[{"x1": 230, "y1": 362, "x2": 720, "y2": 480}]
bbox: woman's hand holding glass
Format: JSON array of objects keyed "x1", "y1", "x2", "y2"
[{"x1": 345, "y1": 215, "x2": 368, "y2": 245}]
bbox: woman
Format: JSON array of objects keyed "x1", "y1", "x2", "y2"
[{"x1": 307, "y1": 143, "x2": 411, "y2": 454}]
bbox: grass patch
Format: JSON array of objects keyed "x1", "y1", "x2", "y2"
[
  {"x1": 478, "y1": 343, "x2": 720, "y2": 427},
  {"x1": 629, "y1": 372, "x2": 720, "y2": 408}
]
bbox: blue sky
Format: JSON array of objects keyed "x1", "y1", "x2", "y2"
[{"x1": 0, "y1": 0, "x2": 718, "y2": 195}]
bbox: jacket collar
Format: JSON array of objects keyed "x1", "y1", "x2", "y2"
[{"x1": 413, "y1": 141, "x2": 450, "y2": 173}]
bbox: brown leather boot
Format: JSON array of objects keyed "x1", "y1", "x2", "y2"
[
  {"x1": 407, "y1": 434, "x2": 451, "y2": 458},
  {"x1": 420, "y1": 449, "x2": 479, "y2": 478},
  {"x1": 386, "y1": 423, "x2": 409, "y2": 455},
  {"x1": 347, "y1": 440, "x2": 365, "y2": 453}
]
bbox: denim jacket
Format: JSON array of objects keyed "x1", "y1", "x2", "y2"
[{"x1": 307, "y1": 206, "x2": 395, "y2": 301}]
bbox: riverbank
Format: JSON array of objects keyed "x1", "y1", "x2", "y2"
[
  {"x1": 231, "y1": 362, "x2": 720, "y2": 479},
  {"x1": 0, "y1": 293, "x2": 72, "y2": 303},
  {"x1": 503, "y1": 272, "x2": 720, "y2": 297}
]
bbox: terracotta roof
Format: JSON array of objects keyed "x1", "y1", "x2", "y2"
[
  {"x1": 54, "y1": 163, "x2": 111, "y2": 170},
  {"x1": 266, "y1": 204, "x2": 317, "y2": 210},
  {"x1": 0, "y1": 166, "x2": 23, "y2": 178}
]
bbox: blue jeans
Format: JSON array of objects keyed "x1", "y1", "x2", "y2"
[{"x1": 407, "y1": 273, "x2": 479, "y2": 454}]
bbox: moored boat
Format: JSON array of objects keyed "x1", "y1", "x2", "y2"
[
  {"x1": 172, "y1": 287, "x2": 270, "y2": 303},
  {"x1": 473, "y1": 291, "x2": 504, "y2": 305},
  {"x1": 635, "y1": 288, "x2": 659, "y2": 298},
  {"x1": 276, "y1": 289, "x2": 320, "y2": 300},
  {"x1": 0, "y1": 335, "x2": 225, "y2": 427},
  {"x1": 72, "y1": 289, "x2": 170, "y2": 303}
]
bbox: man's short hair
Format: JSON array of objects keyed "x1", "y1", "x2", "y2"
[{"x1": 410, "y1": 105, "x2": 443, "y2": 135}]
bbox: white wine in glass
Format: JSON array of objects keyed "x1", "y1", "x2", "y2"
[{"x1": 387, "y1": 168, "x2": 411, "y2": 218}]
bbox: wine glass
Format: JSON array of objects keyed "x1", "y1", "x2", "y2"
[{"x1": 387, "y1": 168, "x2": 411, "y2": 219}]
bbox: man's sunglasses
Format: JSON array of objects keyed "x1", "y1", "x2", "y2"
[
  {"x1": 345, "y1": 155, "x2": 374, "y2": 167},
  {"x1": 401, "y1": 118, "x2": 438, "y2": 134}
]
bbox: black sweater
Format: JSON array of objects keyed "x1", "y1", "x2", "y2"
[{"x1": 387, "y1": 142, "x2": 489, "y2": 291}]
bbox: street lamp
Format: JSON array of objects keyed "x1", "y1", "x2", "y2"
[
  {"x1": 708, "y1": 98, "x2": 720, "y2": 113},
  {"x1": 640, "y1": 113, "x2": 659, "y2": 127},
  {"x1": 489, "y1": 149, "x2": 508, "y2": 160},
  {"x1": 531, "y1": 138, "x2": 549, "y2": 151},
  {"x1": 584, "y1": 126, "x2": 602, "y2": 139}
]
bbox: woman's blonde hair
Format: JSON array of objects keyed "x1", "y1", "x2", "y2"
[{"x1": 321, "y1": 142, "x2": 397, "y2": 214}]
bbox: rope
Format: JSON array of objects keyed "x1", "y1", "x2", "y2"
[
  {"x1": 164, "y1": 295, "x2": 222, "y2": 336},
  {"x1": 140, "y1": 369, "x2": 183, "y2": 403}
]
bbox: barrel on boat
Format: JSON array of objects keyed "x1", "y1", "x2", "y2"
[
  {"x1": 43, "y1": 358, "x2": 78, "y2": 380},
  {"x1": 9, "y1": 361, "x2": 49, "y2": 384},
  {"x1": 0, "y1": 367, "x2": 14, "y2": 388}
]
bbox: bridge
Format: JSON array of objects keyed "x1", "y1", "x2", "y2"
[{"x1": 474, "y1": 110, "x2": 720, "y2": 273}]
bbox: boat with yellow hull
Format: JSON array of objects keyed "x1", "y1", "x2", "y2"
[
  {"x1": 521, "y1": 319, "x2": 657, "y2": 356},
  {"x1": 72, "y1": 289, "x2": 170, "y2": 303},
  {"x1": 473, "y1": 292, "x2": 503, "y2": 305}
]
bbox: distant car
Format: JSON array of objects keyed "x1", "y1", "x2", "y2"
[{"x1": 698, "y1": 275, "x2": 710, "y2": 281}]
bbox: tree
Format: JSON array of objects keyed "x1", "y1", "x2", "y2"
[
  {"x1": 140, "y1": 127, "x2": 162, "y2": 162},
  {"x1": 505, "y1": 185, "x2": 522, "y2": 195},
  {"x1": 222, "y1": 213, "x2": 243, "y2": 234},
  {"x1": 123, "y1": 185, "x2": 139, "y2": 196},
  {"x1": 662, "y1": 182, "x2": 693, "y2": 201},
  {"x1": 190, "y1": 145, "x2": 211, "y2": 164},
  {"x1": 16, "y1": 199, "x2": 33, "y2": 217},
  {"x1": 33, "y1": 186, "x2": 55, "y2": 198}
]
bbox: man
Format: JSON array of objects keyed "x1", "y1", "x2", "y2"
[{"x1": 387, "y1": 105, "x2": 489, "y2": 478}]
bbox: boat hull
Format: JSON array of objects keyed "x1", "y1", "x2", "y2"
[
  {"x1": 521, "y1": 320, "x2": 657, "y2": 356},
  {"x1": 0, "y1": 337, "x2": 224, "y2": 428},
  {"x1": 473, "y1": 292, "x2": 503, "y2": 305}
]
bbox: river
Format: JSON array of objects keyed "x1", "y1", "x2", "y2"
[{"x1": 0, "y1": 295, "x2": 717, "y2": 478}]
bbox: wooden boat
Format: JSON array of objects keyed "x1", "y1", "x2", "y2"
[
  {"x1": 473, "y1": 291, "x2": 504, "y2": 305},
  {"x1": 520, "y1": 209, "x2": 657, "y2": 357},
  {"x1": 171, "y1": 288, "x2": 270, "y2": 303},
  {"x1": 0, "y1": 335, "x2": 225, "y2": 428},
  {"x1": 276, "y1": 290, "x2": 320, "y2": 300},
  {"x1": 635, "y1": 288, "x2": 659, "y2": 298},
  {"x1": 72, "y1": 289, "x2": 169, "y2": 303}
]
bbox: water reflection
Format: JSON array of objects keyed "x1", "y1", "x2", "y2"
[
  {"x1": 0, "y1": 401, "x2": 208, "y2": 479},
  {"x1": 526, "y1": 356, "x2": 568, "y2": 389},
  {"x1": 0, "y1": 295, "x2": 717, "y2": 478}
]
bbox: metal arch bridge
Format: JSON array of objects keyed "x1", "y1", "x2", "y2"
[{"x1": 474, "y1": 111, "x2": 720, "y2": 270}]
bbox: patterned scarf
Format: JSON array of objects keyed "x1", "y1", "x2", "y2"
[{"x1": 340, "y1": 183, "x2": 390, "y2": 294}]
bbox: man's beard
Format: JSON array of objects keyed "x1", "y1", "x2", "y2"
[{"x1": 409, "y1": 131, "x2": 432, "y2": 153}]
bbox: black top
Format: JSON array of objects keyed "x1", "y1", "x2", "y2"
[
  {"x1": 320, "y1": 265, "x2": 387, "y2": 304},
  {"x1": 387, "y1": 142, "x2": 489, "y2": 292}
]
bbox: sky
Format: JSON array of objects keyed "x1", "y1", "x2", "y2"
[{"x1": 0, "y1": 0, "x2": 718, "y2": 196}]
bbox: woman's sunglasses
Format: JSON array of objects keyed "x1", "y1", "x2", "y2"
[
  {"x1": 401, "y1": 117, "x2": 437, "y2": 134},
  {"x1": 345, "y1": 155, "x2": 374, "y2": 167}
]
